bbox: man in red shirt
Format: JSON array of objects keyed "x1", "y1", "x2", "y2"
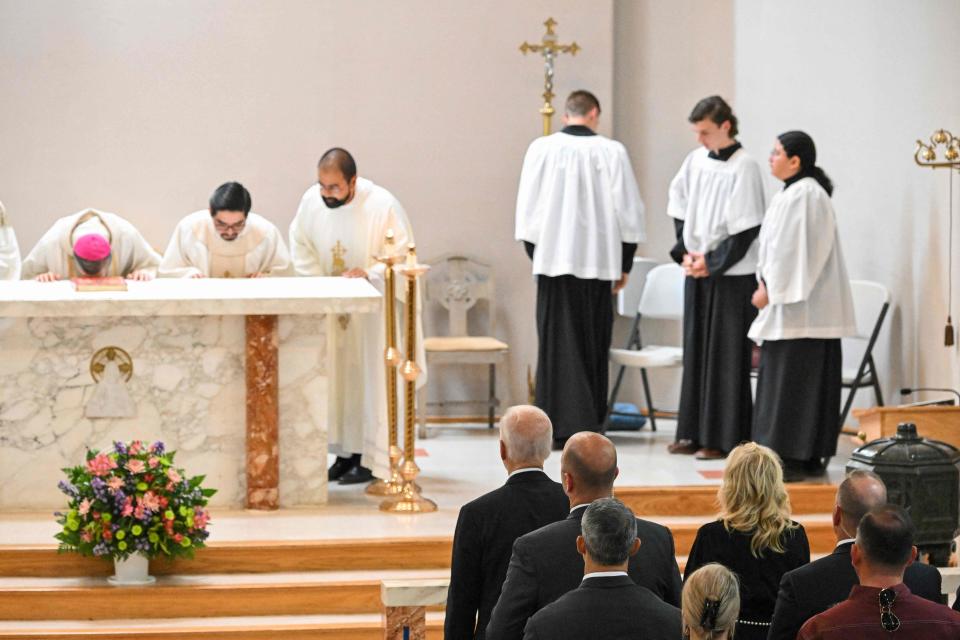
[{"x1": 799, "y1": 505, "x2": 959, "y2": 639}]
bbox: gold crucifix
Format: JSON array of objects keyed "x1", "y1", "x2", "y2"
[
  {"x1": 331, "y1": 240, "x2": 347, "y2": 276},
  {"x1": 519, "y1": 17, "x2": 581, "y2": 136}
]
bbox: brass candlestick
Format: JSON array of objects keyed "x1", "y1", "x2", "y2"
[
  {"x1": 381, "y1": 244, "x2": 436, "y2": 513},
  {"x1": 519, "y1": 18, "x2": 581, "y2": 136},
  {"x1": 367, "y1": 230, "x2": 406, "y2": 496}
]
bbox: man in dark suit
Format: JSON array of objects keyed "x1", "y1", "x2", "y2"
[
  {"x1": 768, "y1": 470, "x2": 943, "y2": 640},
  {"x1": 485, "y1": 432, "x2": 682, "y2": 640},
  {"x1": 444, "y1": 405, "x2": 570, "y2": 640},
  {"x1": 522, "y1": 498, "x2": 681, "y2": 640}
]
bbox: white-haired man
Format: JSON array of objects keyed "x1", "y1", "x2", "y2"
[{"x1": 445, "y1": 405, "x2": 569, "y2": 640}]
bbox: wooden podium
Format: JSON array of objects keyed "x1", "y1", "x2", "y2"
[{"x1": 854, "y1": 405, "x2": 960, "y2": 449}]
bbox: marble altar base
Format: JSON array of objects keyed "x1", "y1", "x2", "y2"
[{"x1": 0, "y1": 314, "x2": 328, "y2": 510}]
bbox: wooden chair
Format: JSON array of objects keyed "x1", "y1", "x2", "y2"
[{"x1": 417, "y1": 254, "x2": 508, "y2": 438}]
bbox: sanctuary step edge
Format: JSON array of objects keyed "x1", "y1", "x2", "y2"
[{"x1": 0, "y1": 484, "x2": 838, "y2": 579}]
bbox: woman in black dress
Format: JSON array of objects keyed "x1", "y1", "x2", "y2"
[{"x1": 684, "y1": 442, "x2": 810, "y2": 639}]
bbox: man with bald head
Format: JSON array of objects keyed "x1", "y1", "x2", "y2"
[
  {"x1": 445, "y1": 405, "x2": 569, "y2": 639},
  {"x1": 768, "y1": 470, "x2": 942, "y2": 640},
  {"x1": 485, "y1": 432, "x2": 681, "y2": 640},
  {"x1": 289, "y1": 147, "x2": 420, "y2": 485}
]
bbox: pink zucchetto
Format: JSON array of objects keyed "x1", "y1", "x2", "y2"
[{"x1": 73, "y1": 234, "x2": 111, "y2": 261}]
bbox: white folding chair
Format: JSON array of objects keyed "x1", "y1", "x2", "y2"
[
  {"x1": 838, "y1": 280, "x2": 891, "y2": 430},
  {"x1": 604, "y1": 262, "x2": 685, "y2": 432}
]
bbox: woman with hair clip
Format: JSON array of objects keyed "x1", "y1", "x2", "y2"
[
  {"x1": 748, "y1": 131, "x2": 856, "y2": 482},
  {"x1": 684, "y1": 443, "x2": 810, "y2": 639},
  {"x1": 682, "y1": 563, "x2": 740, "y2": 639}
]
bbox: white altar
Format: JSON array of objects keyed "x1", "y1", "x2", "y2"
[{"x1": 0, "y1": 277, "x2": 380, "y2": 510}]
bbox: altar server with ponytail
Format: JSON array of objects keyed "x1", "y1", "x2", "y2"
[{"x1": 749, "y1": 131, "x2": 856, "y2": 482}]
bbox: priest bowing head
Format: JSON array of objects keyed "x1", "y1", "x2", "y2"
[
  {"x1": 73, "y1": 234, "x2": 112, "y2": 277},
  {"x1": 22, "y1": 208, "x2": 161, "y2": 282},
  {"x1": 159, "y1": 182, "x2": 291, "y2": 279},
  {"x1": 289, "y1": 146, "x2": 421, "y2": 486},
  {"x1": 210, "y1": 182, "x2": 252, "y2": 242}
]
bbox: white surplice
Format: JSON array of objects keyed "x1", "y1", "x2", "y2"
[
  {"x1": 667, "y1": 147, "x2": 766, "y2": 275},
  {"x1": 159, "y1": 210, "x2": 292, "y2": 278},
  {"x1": 748, "y1": 177, "x2": 856, "y2": 342},
  {"x1": 515, "y1": 131, "x2": 646, "y2": 280},
  {"x1": 289, "y1": 178, "x2": 426, "y2": 480},
  {"x1": 20, "y1": 209, "x2": 161, "y2": 280},
  {"x1": 0, "y1": 201, "x2": 21, "y2": 281}
]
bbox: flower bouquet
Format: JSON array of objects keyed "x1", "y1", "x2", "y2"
[{"x1": 55, "y1": 440, "x2": 215, "y2": 581}]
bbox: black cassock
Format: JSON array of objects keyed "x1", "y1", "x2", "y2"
[
  {"x1": 672, "y1": 221, "x2": 759, "y2": 452},
  {"x1": 753, "y1": 338, "x2": 842, "y2": 462},
  {"x1": 527, "y1": 241, "x2": 636, "y2": 440}
]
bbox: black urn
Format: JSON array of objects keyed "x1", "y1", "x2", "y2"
[{"x1": 846, "y1": 422, "x2": 960, "y2": 566}]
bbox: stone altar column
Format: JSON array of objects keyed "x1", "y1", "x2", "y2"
[{"x1": 245, "y1": 314, "x2": 279, "y2": 509}]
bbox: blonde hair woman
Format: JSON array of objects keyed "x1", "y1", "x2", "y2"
[
  {"x1": 683, "y1": 563, "x2": 740, "y2": 639},
  {"x1": 683, "y1": 443, "x2": 810, "y2": 640}
]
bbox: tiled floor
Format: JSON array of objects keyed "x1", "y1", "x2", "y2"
[{"x1": 0, "y1": 419, "x2": 856, "y2": 545}]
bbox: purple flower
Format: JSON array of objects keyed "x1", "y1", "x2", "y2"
[
  {"x1": 57, "y1": 480, "x2": 78, "y2": 498},
  {"x1": 92, "y1": 543, "x2": 109, "y2": 557},
  {"x1": 151, "y1": 442, "x2": 165, "y2": 456},
  {"x1": 113, "y1": 441, "x2": 128, "y2": 455}
]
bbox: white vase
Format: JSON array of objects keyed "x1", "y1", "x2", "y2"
[{"x1": 107, "y1": 553, "x2": 156, "y2": 586}]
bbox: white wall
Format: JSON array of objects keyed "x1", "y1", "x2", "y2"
[
  {"x1": 0, "y1": 0, "x2": 614, "y2": 409},
  {"x1": 735, "y1": 0, "x2": 960, "y2": 407}
]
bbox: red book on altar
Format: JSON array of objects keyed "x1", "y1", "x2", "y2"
[{"x1": 71, "y1": 276, "x2": 128, "y2": 292}]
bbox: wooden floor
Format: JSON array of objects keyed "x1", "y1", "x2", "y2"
[{"x1": 0, "y1": 483, "x2": 837, "y2": 639}]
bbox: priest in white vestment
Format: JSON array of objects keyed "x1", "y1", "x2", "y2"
[
  {"x1": 749, "y1": 131, "x2": 855, "y2": 481},
  {"x1": 666, "y1": 96, "x2": 766, "y2": 460},
  {"x1": 289, "y1": 147, "x2": 425, "y2": 485},
  {"x1": 0, "y1": 201, "x2": 21, "y2": 280},
  {"x1": 515, "y1": 90, "x2": 645, "y2": 446},
  {"x1": 160, "y1": 182, "x2": 291, "y2": 278},
  {"x1": 21, "y1": 208, "x2": 160, "y2": 281}
]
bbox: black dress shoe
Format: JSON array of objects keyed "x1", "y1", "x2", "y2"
[
  {"x1": 328, "y1": 456, "x2": 354, "y2": 481},
  {"x1": 338, "y1": 464, "x2": 374, "y2": 485},
  {"x1": 782, "y1": 460, "x2": 806, "y2": 483}
]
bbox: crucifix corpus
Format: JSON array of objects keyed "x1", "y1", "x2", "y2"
[{"x1": 519, "y1": 17, "x2": 580, "y2": 136}]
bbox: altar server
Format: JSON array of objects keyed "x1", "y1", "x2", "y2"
[
  {"x1": 515, "y1": 90, "x2": 645, "y2": 448},
  {"x1": 160, "y1": 182, "x2": 291, "y2": 278},
  {"x1": 0, "y1": 201, "x2": 21, "y2": 280},
  {"x1": 667, "y1": 96, "x2": 766, "y2": 460},
  {"x1": 749, "y1": 131, "x2": 855, "y2": 481},
  {"x1": 289, "y1": 147, "x2": 425, "y2": 485},
  {"x1": 22, "y1": 208, "x2": 160, "y2": 281}
]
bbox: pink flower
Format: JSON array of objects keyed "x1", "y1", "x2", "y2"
[
  {"x1": 80, "y1": 530, "x2": 93, "y2": 543},
  {"x1": 125, "y1": 459, "x2": 145, "y2": 474},
  {"x1": 141, "y1": 491, "x2": 161, "y2": 511},
  {"x1": 78, "y1": 499, "x2": 91, "y2": 516},
  {"x1": 107, "y1": 476, "x2": 124, "y2": 491},
  {"x1": 134, "y1": 503, "x2": 145, "y2": 520},
  {"x1": 148, "y1": 456, "x2": 160, "y2": 469},
  {"x1": 193, "y1": 508, "x2": 210, "y2": 529},
  {"x1": 129, "y1": 441, "x2": 143, "y2": 455},
  {"x1": 166, "y1": 468, "x2": 182, "y2": 483},
  {"x1": 121, "y1": 496, "x2": 134, "y2": 517},
  {"x1": 86, "y1": 453, "x2": 117, "y2": 477}
]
